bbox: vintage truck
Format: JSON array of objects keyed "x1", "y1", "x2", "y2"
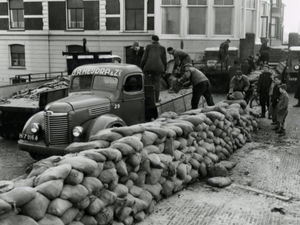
[
  {"x1": 0, "y1": 51, "x2": 121, "y2": 139},
  {"x1": 17, "y1": 63, "x2": 169, "y2": 159},
  {"x1": 276, "y1": 46, "x2": 300, "y2": 92}
]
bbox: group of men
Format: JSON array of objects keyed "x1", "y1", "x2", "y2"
[{"x1": 131, "y1": 35, "x2": 215, "y2": 113}]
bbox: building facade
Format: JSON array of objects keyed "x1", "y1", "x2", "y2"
[{"x1": 0, "y1": 0, "x2": 284, "y2": 85}]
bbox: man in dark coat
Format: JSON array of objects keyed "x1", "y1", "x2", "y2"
[
  {"x1": 141, "y1": 35, "x2": 167, "y2": 103},
  {"x1": 218, "y1": 39, "x2": 231, "y2": 70},
  {"x1": 257, "y1": 64, "x2": 272, "y2": 118},
  {"x1": 167, "y1": 47, "x2": 192, "y2": 76},
  {"x1": 131, "y1": 41, "x2": 144, "y2": 68},
  {"x1": 228, "y1": 70, "x2": 250, "y2": 101},
  {"x1": 256, "y1": 39, "x2": 271, "y2": 66}
]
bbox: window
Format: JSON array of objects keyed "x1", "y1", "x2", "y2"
[
  {"x1": 161, "y1": 0, "x2": 181, "y2": 34},
  {"x1": 9, "y1": 0, "x2": 24, "y2": 29},
  {"x1": 187, "y1": 0, "x2": 207, "y2": 35},
  {"x1": 245, "y1": 0, "x2": 255, "y2": 33},
  {"x1": 10, "y1": 44, "x2": 25, "y2": 67},
  {"x1": 93, "y1": 76, "x2": 118, "y2": 91},
  {"x1": 67, "y1": 0, "x2": 84, "y2": 29},
  {"x1": 272, "y1": 0, "x2": 279, "y2": 7},
  {"x1": 271, "y1": 17, "x2": 277, "y2": 38},
  {"x1": 214, "y1": 0, "x2": 234, "y2": 35},
  {"x1": 105, "y1": 0, "x2": 154, "y2": 31},
  {"x1": 124, "y1": 75, "x2": 143, "y2": 92}
]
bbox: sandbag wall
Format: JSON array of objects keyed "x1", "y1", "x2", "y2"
[{"x1": 0, "y1": 101, "x2": 258, "y2": 225}]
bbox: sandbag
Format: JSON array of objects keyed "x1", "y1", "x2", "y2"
[
  {"x1": 80, "y1": 215, "x2": 97, "y2": 225},
  {"x1": 65, "y1": 140, "x2": 109, "y2": 153},
  {"x1": 59, "y1": 207, "x2": 80, "y2": 225},
  {"x1": 89, "y1": 129, "x2": 123, "y2": 142},
  {"x1": 47, "y1": 198, "x2": 73, "y2": 217},
  {"x1": 81, "y1": 177, "x2": 103, "y2": 195},
  {"x1": 206, "y1": 177, "x2": 232, "y2": 187},
  {"x1": 115, "y1": 160, "x2": 128, "y2": 177},
  {"x1": 0, "y1": 199, "x2": 11, "y2": 215},
  {"x1": 34, "y1": 164, "x2": 72, "y2": 186},
  {"x1": 58, "y1": 156, "x2": 98, "y2": 175},
  {"x1": 0, "y1": 181, "x2": 14, "y2": 194},
  {"x1": 94, "y1": 148, "x2": 122, "y2": 162},
  {"x1": 37, "y1": 213, "x2": 64, "y2": 225},
  {"x1": 126, "y1": 153, "x2": 142, "y2": 167},
  {"x1": 13, "y1": 176, "x2": 35, "y2": 188},
  {"x1": 35, "y1": 179, "x2": 64, "y2": 200},
  {"x1": 94, "y1": 206, "x2": 114, "y2": 225},
  {"x1": 27, "y1": 156, "x2": 62, "y2": 178},
  {"x1": 64, "y1": 169, "x2": 84, "y2": 185},
  {"x1": 20, "y1": 192, "x2": 50, "y2": 221},
  {"x1": 112, "y1": 184, "x2": 129, "y2": 198},
  {"x1": 60, "y1": 184, "x2": 89, "y2": 203},
  {"x1": 0, "y1": 214, "x2": 39, "y2": 225},
  {"x1": 0, "y1": 187, "x2": 36, "y2": 207},
  {"x1": 141, "y1": 131, "x2": 158, "y2": 146},
  {"x1": 75, "y1": 196, "x2": 90, "y2": 210},
  {"x1": 110, "y1": 143, "x2": 135, "y2": 157},
  {"x1": 112, "y1": 136, "x2": 143, "y2": 152},
  {"x1": 78, "y1": 150, "x2": 106, "y2": 162},
  {"x1": 98, "y1": 189, "x2": 117, "y2": 206}
]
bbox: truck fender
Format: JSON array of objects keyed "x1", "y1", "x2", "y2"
[
  {"x1": 21, "y1": 111, "x2": 44, "y2": 133},
  {"x1": 84, "y1": 114, "x2": 126, "y2": 140}
]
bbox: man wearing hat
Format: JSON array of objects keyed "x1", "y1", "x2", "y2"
[
  {"x1": 141, "y1": 35, "x2": 167, "y2": 103},
  {"x1": 131, "y1": 41, "x2": 144, "y2": 68},
  {"x1": 257, "y1": 64, "x2": 272, "y2": 118},
  {"x1": 274, "y1": 83, "x2": 289, "y2": 136},
  {"x1": 218, "y1": 39, "x2": 231, "y2": 70},
  {"x1": 177, "y1": 63, "x2": 214, "y2": 109},
  {"x1": 228, "y1": 70, "x2": 250, "y2": 100}
]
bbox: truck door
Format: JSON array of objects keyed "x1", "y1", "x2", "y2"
[{"x1": 121, "y1": 74, "x2": 145, "y2": 125}]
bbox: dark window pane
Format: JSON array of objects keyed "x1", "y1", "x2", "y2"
[
  {"x1": 188, "y1": 0, "x2": 207, "y2": 5},
  {"x1": 11, "y1": 45, "x2": 24, "y2": 53},
  {"x1": 68, "y1": 45, "x2": 83, "y2": 52},
  {"x1": 126, "y1": 9, "x2": 144, "y2": 30},
  {"x1": 214, "y1": 0, "x2": 233, "y2": 5},
  {"x1": 10, "y1": 0, "x2": 23, "y2": 9},
  {"x1": 189, "y1": 7, "x2": 206, "y2": 34},
  {"x1": 126, "y1": 0, "x2": 143, "y2": 9},
  {"x1": 215, "y1": 7, "x2": 232, "y2": 34},
  {"x1": 11, "y1": 45, "x2": 25, "y2": 66},
  {"x1": 148, "y1": 0, "x2": 154, "y2": 13},
  {"x1": 106, "y1": 0, "x2": 120, "y2": 14},
  {"x1": 67, "y1": 0, "x2": 83, "y2": 8},
  {"x1": 147, "y1": 16, "x2": 154, "y2": 30},
  {"x1": 106, "y1": 17, "x2": 120, "y2": 30}
]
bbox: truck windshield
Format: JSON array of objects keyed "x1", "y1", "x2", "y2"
[
  {"x1": 71, "y1": 75, "x2": 118, "y2": 91},
  {"x1": 93, "y1": 75, "x2": 118, "y2": 91}
]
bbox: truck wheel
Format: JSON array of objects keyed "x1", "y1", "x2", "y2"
[{"x1": 29, "y1": 153, "x2": 46, "y2": 161}]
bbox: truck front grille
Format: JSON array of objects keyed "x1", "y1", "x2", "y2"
[{"x1": 44, "y1": 111, "x2": 69, "y2": 145}]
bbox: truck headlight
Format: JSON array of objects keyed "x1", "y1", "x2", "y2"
[
  {"x1": 294, "y1": 65, "x2": 300, "y2": 71},
  {"x1": 73, "y1": 126, "x2": 83, "y2": 137},
  {"x1": 30, "y1": 123, "x2": 40, "y2": 134}
]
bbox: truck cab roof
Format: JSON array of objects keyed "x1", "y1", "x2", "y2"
[{"x1": 71, "y1": 63, "x2": 142, "y2": 77}]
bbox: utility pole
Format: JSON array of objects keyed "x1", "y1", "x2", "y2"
[{"x1": 269, "y1": 0, "x2": 273, "y2": 46}]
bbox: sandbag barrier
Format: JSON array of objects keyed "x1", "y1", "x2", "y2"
[{"x1": 0, "y1": 100, "x2": 258, "y2": 225}]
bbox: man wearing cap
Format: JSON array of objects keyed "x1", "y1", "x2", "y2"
[
  {"x1": 141, "y1": 35, "x2": 167, "y2": 103},
  {"x1": 131, "y1": 41, "x2": 144, "y2": 68},
  {"x1": 167, "y1": 47, "x2": 192, "y2": 76},
  {"x1": 218, "y1": 39, "x2": 231, "y2": 70},
  {"x1": 257, "y1": 64, "x2": 272, "y2": 118},
  {"x1": 275, "y1": 83, "x2": 289, "y2": 136},
  {"x1": 228, "y1": 70, "x2": 250, "y2": 100},
  {"x1": 178, "y1": 63, "x2": 214, "y2": 109}
]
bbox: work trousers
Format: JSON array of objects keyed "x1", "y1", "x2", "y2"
[
  {"x1": 144, "y1": 71, "x2": 163, "y2": 102},
  {"x1": 192, "y1": 80, "x2": 215, "y2": 109},
  {"x1": 259, "y1": 92, "x2": 269, "y2": 116}
]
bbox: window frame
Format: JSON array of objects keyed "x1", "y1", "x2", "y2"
[
  {"x1": 104, "y1": 0, "x2": 154, "y2": 33},
  {"x1": 186, "y1": 0, "x2": 207, "y2": 36},
  {"x1": 213, "y1": 0, "x2": 234, "y2": 36},
  {"x1": 9, "y1": 0, "x2": 24, "y2": 30},
  {"x1": 10, "y1": 44, "x2": 25, "y2": 68},
  {"x1": 66, "y1": 0, "x2": 84, "y2": 30}
]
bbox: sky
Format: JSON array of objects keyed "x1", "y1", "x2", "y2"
[{"x1": 282, "y1": 0, "x2": 300, "y2": 33}]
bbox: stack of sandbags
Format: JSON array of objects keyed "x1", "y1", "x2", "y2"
[{"x1": 0, "y1": 100, "x2": 258, "y2": 225}]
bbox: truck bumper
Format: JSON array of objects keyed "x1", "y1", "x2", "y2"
[{"x1": 18, "y1": 139, "x2": 67, "y2": 156}]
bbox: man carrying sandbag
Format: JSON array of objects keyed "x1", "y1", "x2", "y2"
[
  {"x1": 177, "y1": 63, "x2": 214, "y2": 109},
  {"x1": 228, "y1": 70, "x2": 250, "y2": 101}
]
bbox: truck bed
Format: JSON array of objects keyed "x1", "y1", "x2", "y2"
[{"x1": 0, "y1": 98, "x2": 40, "y2": 113}]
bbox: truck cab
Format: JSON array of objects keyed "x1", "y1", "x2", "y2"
[{"x1": 18, "y1": 63, "x2": 149, "y2": 159}]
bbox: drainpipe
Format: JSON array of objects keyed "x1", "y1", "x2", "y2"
[{"x1": 269, "y1": 0, "x2": 273, "y2": 46}]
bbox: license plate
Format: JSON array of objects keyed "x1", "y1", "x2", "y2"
[{"x1": 19, "y1": 133, "x2": 39, "y2": 141}]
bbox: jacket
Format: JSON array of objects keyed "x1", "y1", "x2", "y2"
[
  {"x1": 276, "y1": 91, "x2": 289, "y2": 123},
  {"x1": 257, "y1": 72, "x2": 272, "y2": 95},
  {"x1": 271, "y1": 84, "x2": 280, "y2": 107},
  {"x1": 141, "y1": 42, "x2": 167, "y2": 73},
  {"x1": 173, "y1": 49, "x2": 192, "y2": 68},
  {"x1": 179, "y1": 66, "x2": 208, "y2": 86},
  {"x1": 229, "y1": 75, "x2": 250, "y2": 93},
  {"x1": 131, "y1": 47, "x2": 144, "y2": 67}
]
